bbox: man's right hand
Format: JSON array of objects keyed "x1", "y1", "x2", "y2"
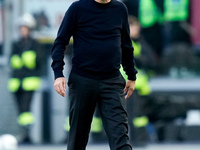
[{"x1": 54, "y1": 77, "x2": 67, "y2": 97}]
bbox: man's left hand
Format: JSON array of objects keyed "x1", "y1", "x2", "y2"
[{"x1": 124, "y1": 80, "x2": 135, "y2": 99}]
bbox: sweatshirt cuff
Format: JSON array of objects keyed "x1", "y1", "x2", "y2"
[
  {"x1": 128, "y1": 74, "x2": 137, "y2": 81},
  {"x1": 54, "y1": 70, "x2": 64, "y2": 80},
  {"x1": 127, "y1": 69, "x2": 138, "y2": 81}
]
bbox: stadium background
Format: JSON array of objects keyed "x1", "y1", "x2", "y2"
[{"x1": 0, "y1": 0, "x2": 200, "y2": 149}]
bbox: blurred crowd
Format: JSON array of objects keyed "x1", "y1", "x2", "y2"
[
  {"x1": 0, "y1": 0, "x2": 200, "y2": 77},
  {"x1": 123, "y1": 0, "x2": 200, "y2": 78}
]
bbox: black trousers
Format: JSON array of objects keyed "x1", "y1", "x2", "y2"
[
  {"x1": 15, "y1": 88, "x2": 34, "y2": 113},
  {"x1": 67, "y1": 73, "x2": 132, "y2": 150}
]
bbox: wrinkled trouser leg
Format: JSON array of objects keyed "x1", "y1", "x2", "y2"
[
  {"x1": 98, "y1": 75, "x2": 132, "y2": 150},
  {"x1": 67, "y1": 73, "x2": 98, "y2": 150},
  {"x1": 67, "y1": 73, "x2": 132, "y2": 150}
]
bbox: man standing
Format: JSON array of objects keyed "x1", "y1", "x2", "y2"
[{"x1": 51, "y1": 0, "x2": 137, "y2": 149}]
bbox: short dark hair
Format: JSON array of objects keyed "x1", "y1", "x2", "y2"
[{"x1": 128, "y1": 16, "x2": 139, "y2": 26}]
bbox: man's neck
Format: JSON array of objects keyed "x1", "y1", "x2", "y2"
[{"x1": 95, "y1": 0, "x2": 111, "y2": 4}]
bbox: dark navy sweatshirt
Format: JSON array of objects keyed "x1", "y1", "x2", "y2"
[{"x1": 51, "y1": 0, "x2": 138, "y2": 81}]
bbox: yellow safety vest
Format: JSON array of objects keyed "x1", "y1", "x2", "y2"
[
  {"x1": 139, "y1": 0, "x2": 160, "y2": 28},
  {"x1": 133, "y1": 116, "x2": 149, "y2": 128},
  {"x1": 91, "y1": 117, "x2": 102, "y2": 133},
  {"x1": 18, "y1": 112, "x2": 35, "y2": 126},
  {"x1": 132, "y1": 41, "x2": 142, "y2": 58},
  {"x1": 8, "y1": 77, "x2": 41, "y2": 92},
  {"x1": 120, "y1": 67, "x2": 151, "y2": 96},
  {"x1": 9, "y1": 50, "x2": 41, "y2": 92},
  {"x1": 10, "y1": 50, "x2": 37, "y2": 70},
  {"x1": 64, "y1": 116, "x2": 70, "y2": 131},
  {"x1": 135, "y1": 69, "x2": 151, "y2": 96},
  {"x1": 164, "y1": 0, "x2": 189, "y2": 22},
  {"x1": 10, "y1": 55, "x2": 23, "y2": 69},
  {"x1": 64, "y1": 116, "x2": 103, "y2": 133}
]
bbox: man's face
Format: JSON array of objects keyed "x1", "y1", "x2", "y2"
[
  {"x1": 20, "y1": 26, "x2": 30, "y2": 38},
  {"x1": 95, "y1": 0, "x2": 111, "y2": 4},
  {"x1": 130, "y1": 23, "x2": 140, "y2": 39}
]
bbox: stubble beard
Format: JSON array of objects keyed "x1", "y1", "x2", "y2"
[{"x1": 95, "y1": 0, "x2": 111, "y2": 4}]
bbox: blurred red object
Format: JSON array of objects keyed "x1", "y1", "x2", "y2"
[{"x1": 191, "y1": 0, "x2": 200, "y2": 45}]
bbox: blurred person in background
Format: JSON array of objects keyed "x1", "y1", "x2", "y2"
[
  {"x1": 138, "y1": 0, "x2": 164, "y2": 71},
  {"x1": 51, "y1": 0, "x2": 138, "y2": 149},
  {"x1": 8, "y1": 14, "x2": 42, "y2": 143},
  {"x1": 162, "y1": 0, "x2": 198, "y2": 76},
  {"x1": 128, "y1": 16, "x2": 157, "y2": 73},
  {"x1": 120, "y1": 16, "x2": 156, "y2": 146}
]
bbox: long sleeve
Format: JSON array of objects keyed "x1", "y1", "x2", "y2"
[
  {"x1": 51, "y1": 2, "x2": 78, "y2": 79},
  {"x1": 121, "y1": 8, "x2": 138, "y2": 81}
]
